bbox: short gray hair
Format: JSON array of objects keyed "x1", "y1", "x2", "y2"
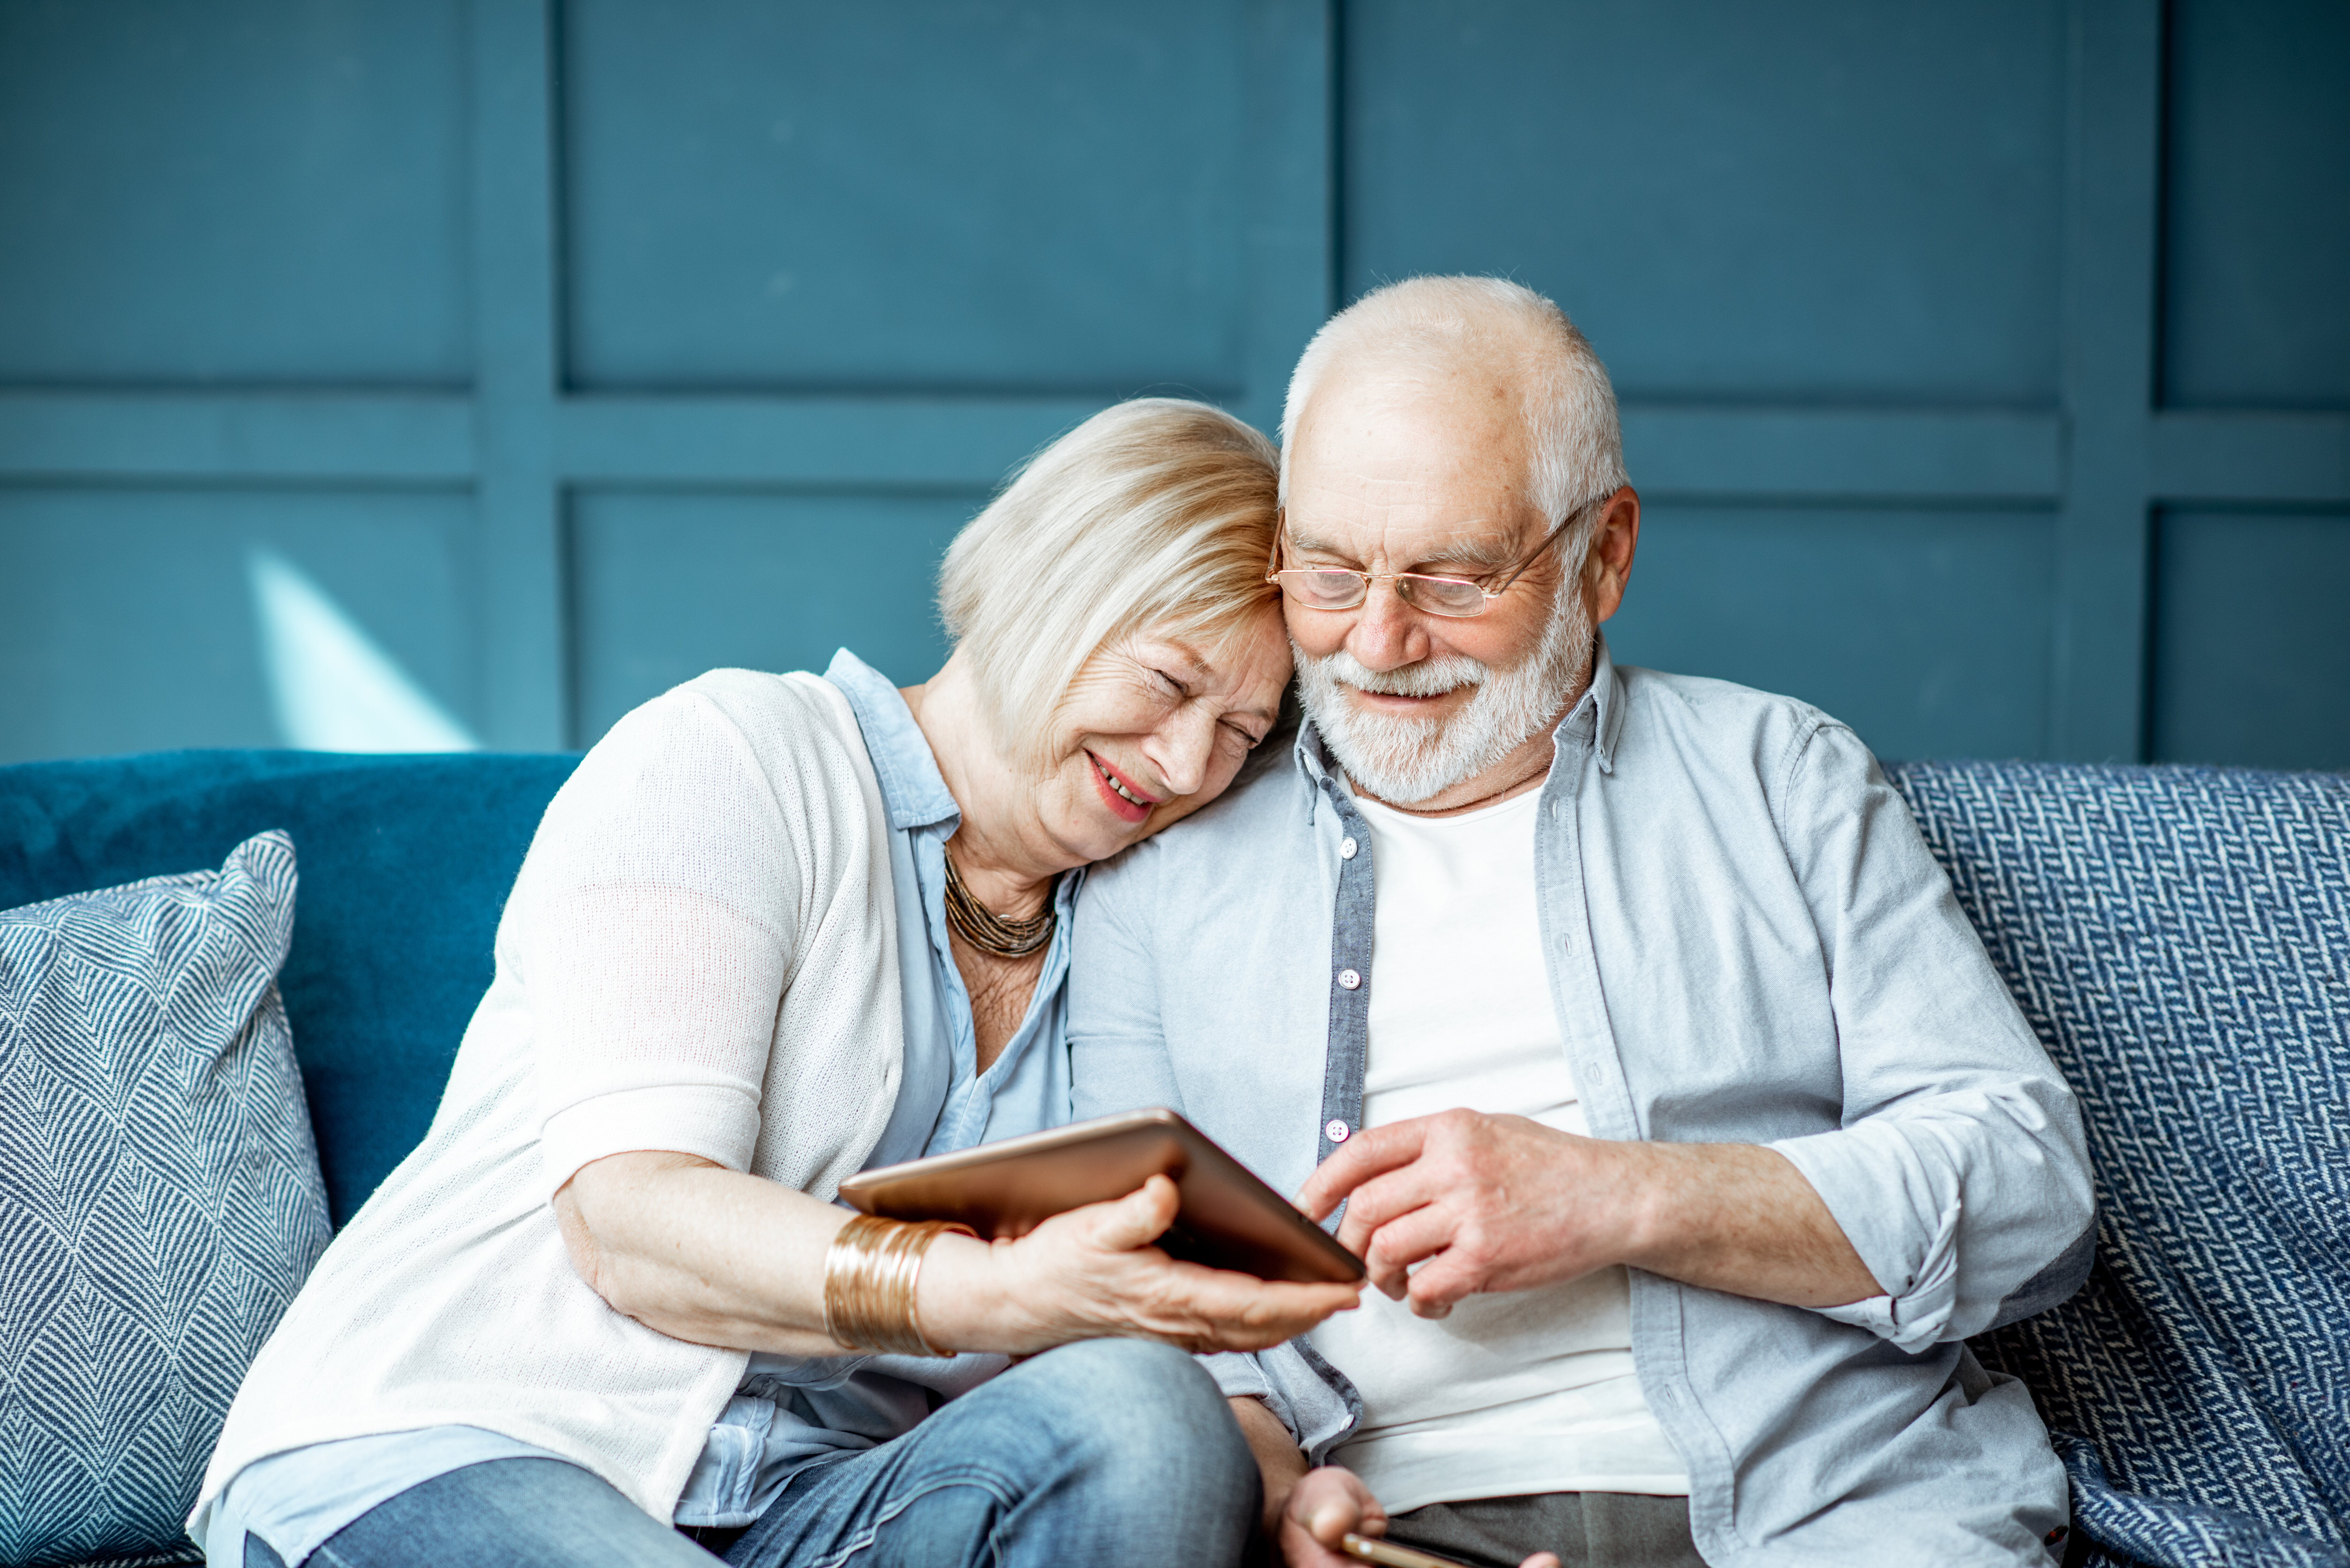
[
  {"x1": 939, "y1": 398, "x2": 1280, "y2": 771},
  {"x1": 1279, "y1": 276, "x2": 1629, "y2": 532}
]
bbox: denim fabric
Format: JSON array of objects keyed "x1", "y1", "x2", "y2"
[
  {"x1": 237, "y1": 1458, "x2": 711, "y2": 1568},
  {"x1": 240, "y1": 1342, "x2": 1253, "y2": 1568},
  {"x1": 205, "y1": 1427, "x2": 554, "y2": 1567},
  {"x1": 1070, "y1": 636, "x2": 2095, "y2": 1566},
  {"x1": 722, "y1": 1341, "x2": 1257, "y2": 1568}
]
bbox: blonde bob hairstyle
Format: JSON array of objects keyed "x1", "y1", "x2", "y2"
[{"x1": 937, "y1": 397, "x2": 1281, "y2": 773}]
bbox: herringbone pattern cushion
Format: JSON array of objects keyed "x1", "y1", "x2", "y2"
[
  {"x1": 1889, "y1": 762, "x2": 2350, "y2": 1568},
  {"x1": 0, "y1": 832, "x2": 329, "y2": 1568}
]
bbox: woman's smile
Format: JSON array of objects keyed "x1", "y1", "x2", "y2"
[{"x1": 1085, "y1": 749, "x2": 1158, "y2": 823}]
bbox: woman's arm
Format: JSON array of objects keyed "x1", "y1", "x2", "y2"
[{"x1": 556, "y1": 1152, "x2": 1360, "y2": 1358}]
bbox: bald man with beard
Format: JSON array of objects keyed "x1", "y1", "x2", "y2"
[{"x1": 1070, "y1": 276, "x2": 2095, "y2": 1568}]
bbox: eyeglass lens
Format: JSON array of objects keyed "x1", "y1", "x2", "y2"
[{"x1": 1277, "y1": 569, "x2": 1489, "y2": 617}]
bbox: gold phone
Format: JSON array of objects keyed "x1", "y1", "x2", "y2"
[
  {"x1": 837, "y1": 1107, "x2": 1363, "y2": 1284},
  {"x1": 1340, "y1": 1533, "x2": 1479, "y2": 1568}
]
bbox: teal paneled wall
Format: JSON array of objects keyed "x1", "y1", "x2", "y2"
[
  {"x1": 569, "y1": 490, "x2": 978, "y2": 740},
  {"x1": 2161, "y1": 0, "x2": 2350, "y2": 409},
  {"x1": 1604, "y1": 506, "x2": 2056, "y2": 764},
  {"x1": 2, "y1": 0, "x2": 2344, "y2": 767},
  {"x1": 0, "y1": 488, "x2": 477, "y2": 758},
  {"x1": 2151, "y1": 510, "x2": 2350, "y2": 770},
  {"x1": 0, "y1": 0, "x2": 470, "y2": 385},
  {"x1": 1344, "y1": 0, "x2": 2067, "y2": 404},
  {"x1": 562, "y1": 0, "x2": 1253, "y2": 396}
]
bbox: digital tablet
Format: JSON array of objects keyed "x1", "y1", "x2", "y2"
[{"x1": 837, "y1": 1108, "x2": 1365, "y2": 1285}]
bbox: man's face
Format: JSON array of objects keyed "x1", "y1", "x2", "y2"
[{"x1": 1279, "y1": 366, "x2": 1586, "y2": 803}]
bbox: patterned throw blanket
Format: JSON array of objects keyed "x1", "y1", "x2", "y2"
[{"x1": 1889, "y1": 762, "x2": 2349, "y2": 1568}]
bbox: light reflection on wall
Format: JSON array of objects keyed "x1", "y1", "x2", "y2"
[{"x1": 246, "y1": 547, "x2": 479, "y2": 753}]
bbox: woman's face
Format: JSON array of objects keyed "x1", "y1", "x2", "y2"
[{"x1": 1033, "y1": 608, "x2": 1293, "y2": 866}]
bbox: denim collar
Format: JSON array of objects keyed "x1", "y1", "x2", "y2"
[
  {"x1": 821, "y1": 649, "x2": 960, "y2": 833},
  {"x1": 1290, "y1": 630, "x2": 1626, "y2": 801}
]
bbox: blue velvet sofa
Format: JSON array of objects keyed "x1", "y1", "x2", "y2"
[{"x1": 1, "y1": 749, "x2": 2344, "y2": 1568}]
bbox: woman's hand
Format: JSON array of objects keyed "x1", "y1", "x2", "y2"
[
  {"x1": 559, "y1": 1154, "x2": 1356, "y2": 1360},
  {"x1": 919, "y1": 1175, "x2": 1362, "y2": 1356}
]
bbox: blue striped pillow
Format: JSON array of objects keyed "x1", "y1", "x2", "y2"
[{"x1": 0, "y1": 832, "x2": 330, "y2": 1568}]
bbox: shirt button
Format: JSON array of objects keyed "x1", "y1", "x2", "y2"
[
  {"x1": 1339, "y1": 836, "x2": 1358, "y2": 860},
  {"x1": 1337, "y1": 968, "x2": 1361, "y2": 990},
  {"x1": 1326, "y1": 1119, "x2": 1351, "y2": 1142}
]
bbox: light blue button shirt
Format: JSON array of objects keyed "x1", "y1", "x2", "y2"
[
  {"x1": 1068, "y1": 636, "x2": 2097, "y2": 1566},
  {"x1": 669, "y1": 650, "x2": 1077, "y2": 1527},
  {"x1": 208, "y1": 650, "x2": 1075, "y2": 1563}
]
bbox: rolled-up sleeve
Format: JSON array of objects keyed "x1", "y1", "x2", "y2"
[{"x1": 1767, "y1": 722, "x2": 2095, "y2": 1349}]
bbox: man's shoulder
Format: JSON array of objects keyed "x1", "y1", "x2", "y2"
[
  {"x1": 1615, "y1": 661, "x2": 1835, "y2": 729},
  {"x1": 1612, "y1": 663, "x2": 1897, "y2": 845},
  {"x1": 1087, "y1": 747, "x2": 1312, "y2": 892},
  {"x1": 1613, "y1": 662, "x2": 1852, "y2": 767}
]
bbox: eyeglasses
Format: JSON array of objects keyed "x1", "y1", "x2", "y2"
[{"x1": 1265, "y1": 497, "x2": 1603, "y2": 619}]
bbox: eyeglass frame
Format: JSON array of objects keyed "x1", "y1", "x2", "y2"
[{"x1": 1264, "y1": 493, "x2": 1610, "y2": 619}]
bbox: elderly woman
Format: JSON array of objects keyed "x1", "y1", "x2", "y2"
[{"x1": 192, "y1": 400, "x2": 1359, "y2": 1568}]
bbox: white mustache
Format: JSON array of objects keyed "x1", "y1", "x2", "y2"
[{"x1": 1316, "y1": 649, "x2": 1490, "y2": 699}]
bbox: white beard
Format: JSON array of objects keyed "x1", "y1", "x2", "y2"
[{"x1": 1295, "y1": 587, "x2": 1591, "y2": 805}]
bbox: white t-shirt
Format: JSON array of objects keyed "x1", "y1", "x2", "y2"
[{"x1": 1306, "y1": 786, "x2": 1690, "y2": 1514}]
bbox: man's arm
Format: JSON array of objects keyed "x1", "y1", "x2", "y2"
[
  {"x1": 1300, "y1": 721, "x2": 2092, "y2": 1341},
  {"x1": 1294, "y1": 1112, "x2": 1877, "y2": 1317},
  {"x1": 1766, "y1": 722, "x2": 2096, "y2": 1346}
]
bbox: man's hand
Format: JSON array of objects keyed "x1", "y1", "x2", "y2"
[
  {"x1": 1279, "y1": 1466, "x2": 1385, "y2": 1568},
  {"x1": 1294, "y1": 1111, "x2": 1643, "y2": 1316},
  {"x1": 1281, "y1": 1466, "x2": 1559, "y2": 1568},
  {"x1": 1294, "y1": 1109, "x2": 1880, "y2": 1316}
]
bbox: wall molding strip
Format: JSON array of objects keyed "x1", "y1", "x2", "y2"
[
  {"x1": 0, "y1": 393, "x2": 473, "y2": 482},
  {"x1": 2049, "y1": 0, "x2": 2164, "y2": 761},
  {"x1": 470, "y1": 0, "x2": 567, "y2": 750}
]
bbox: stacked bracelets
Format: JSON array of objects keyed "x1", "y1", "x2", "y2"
[{"x1": 822, "y1": 1214, "x2": 975, "y2": 1357}]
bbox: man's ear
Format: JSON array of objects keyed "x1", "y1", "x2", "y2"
[{"x1": 1586, "y1": 487, "x2": 1641, "y2": 624}]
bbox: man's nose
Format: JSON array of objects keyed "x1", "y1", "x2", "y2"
[{"x1": 1343, "y1": 579, "x2": 1429, "y2": 672}]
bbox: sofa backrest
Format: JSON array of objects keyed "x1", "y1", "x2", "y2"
[
  {"x1": 1888, "y1": 760, "x2": 2348, "y2": 1553},
  {"x1": 0, "y1": 749, "x2": 578, "y2": 1225},
  {"x1": 7, "y1": 748, "x2": 2343, "y2": 1549}
]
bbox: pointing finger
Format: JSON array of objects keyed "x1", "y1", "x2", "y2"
[{"x1": 1295, "y1": 1120, "x2": 1430, "y2": 1219}]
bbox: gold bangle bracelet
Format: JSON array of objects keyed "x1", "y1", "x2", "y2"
[{"x1": 822, "y1": 1214, "x2": 974, "y2": 1358}]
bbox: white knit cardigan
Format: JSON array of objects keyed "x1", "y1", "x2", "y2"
[{"x1": 193, "y1": 670, "x2": 905, "y2": 1526}]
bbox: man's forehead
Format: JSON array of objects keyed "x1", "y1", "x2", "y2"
[
  {"x1": 1281, "y1": 509, "x2": 1537, "y2": 573},
  {"x1": 1283, "y1": 462, "x2": 1538, "y2": 544}
]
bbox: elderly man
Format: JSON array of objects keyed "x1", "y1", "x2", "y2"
[{"x1": 1069, "y1": 276, "x2": 2095, "y2": 1568}]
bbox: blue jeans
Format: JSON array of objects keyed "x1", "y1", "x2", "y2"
[{"x1": 245, "y1": 1340, "x2": 1259, "y2": 1568}]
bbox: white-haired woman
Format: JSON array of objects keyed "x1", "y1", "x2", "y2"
[{"x1": 193, "y1": 400, "x2": 1358, "y2": 1568}]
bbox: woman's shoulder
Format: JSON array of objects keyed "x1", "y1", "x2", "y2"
[
  {"x1": 564, "y1": 668, "x2": 882, "y2": 840},
  {"x1": 605, "y1": 667, "x2": 859, "y2": 763}
]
